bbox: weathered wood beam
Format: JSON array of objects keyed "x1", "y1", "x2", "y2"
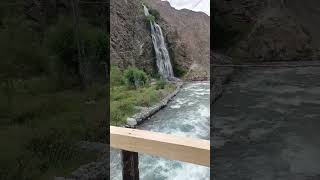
[
  {"x1": 110, "y1": 126, "x2": 210, "y2": 167},
  {"x1": 122, "y1": 150, "x2": 139, "y2": 180}
]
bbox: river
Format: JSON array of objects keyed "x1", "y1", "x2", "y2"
[
  {"x1": 110, "y1": 82, "x2": 210, "y2": 180},
  {"x1": 213, "y1": 66, "x2": 320, "y2": 179}
]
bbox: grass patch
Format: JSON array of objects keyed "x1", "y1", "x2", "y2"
[{"x1": 110, "y1": 66, "x2": 176, "y2": 126}]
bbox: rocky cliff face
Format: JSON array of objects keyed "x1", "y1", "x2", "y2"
[
  {"x1": 145, "y1": 0, "x2": 210, "y2": 80},
  {"x1": 110, "y1": 0, "x2": 156, "y2": 75},
  {"x1": 111, "y1": 0, "x2": 210, "y2": 80},
  {"x1": 213, "y1": 0, "x2": 320, "y2": 62}
]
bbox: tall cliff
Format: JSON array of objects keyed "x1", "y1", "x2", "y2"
[
  {"x1": 145, "y1": 0, "x2": 210, "y2": 80},
  {"x1": 213, "y1": 0, "x2": 320, "y2": 62},
  {"x1": 110, "y1": 0, "x2": 156, "y2": 75},
  {"x1": 111, "y1": 0, "x2": 210, "y2": 80}
]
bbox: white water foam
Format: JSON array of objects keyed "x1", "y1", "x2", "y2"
[{"x1": 110, "y1": 82, "x2": 210, "y2": 179}]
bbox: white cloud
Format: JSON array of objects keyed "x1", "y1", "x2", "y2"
[{"x1": 162, "y1": 0, "x2": 210, "y2": 16}]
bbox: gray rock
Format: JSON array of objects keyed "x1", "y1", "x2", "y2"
[{"x1": 127, "y1": 118, "x2": 137, "y2": 127}]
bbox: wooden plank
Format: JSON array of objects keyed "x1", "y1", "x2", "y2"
[
  {"x1": 110, "y1": 126, "x2": 210, "y2": 167},
  {"x1": 122, "y1": 150, "x2": 139, "y2": 180}
]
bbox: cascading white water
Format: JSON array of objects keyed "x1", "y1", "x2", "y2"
[
  {"x1": 110, "y1": 82, "x2": 210, "y2": 180},
  {"x1": 143, "y1": 5, "x2": 174, "y2": 80}
]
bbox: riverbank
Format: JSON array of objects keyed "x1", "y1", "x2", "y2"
[
  {"x1": 110, "y1": 81, "x2": 177, "y2": 126},
  {"x1": 110, "y1": 65, "x2": 178, "y2": 126},
  {"x1": 126, "y1": 81, "x2": 183, "y2": 128}
]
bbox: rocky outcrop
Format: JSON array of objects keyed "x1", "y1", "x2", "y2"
[
  {"x1": 145, "y1": 0, "x2": 210, "y2": 80},
  {"x1": 213, "y1": 0, "x2": 320, "y2": 61},
  {"x1": 110, "y1": 0, "x2": 156, "y2": 75}
]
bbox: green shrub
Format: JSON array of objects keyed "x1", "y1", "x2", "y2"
[
  {"x1": 146, "y1": 15, "x2": 155, "y2": 22},
  {"x1": 149, "y1": 9, "x2": 160, "y2": 21},
  {"x1": 123, "y1": 67, "x2": 148, "y2": 89},
  {"x1": 155, "y1": 80, "x2": 166, "y2": 90}
]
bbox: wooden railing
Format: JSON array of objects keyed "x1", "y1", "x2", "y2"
[{"x1": 110, "y1": 126, "x2": 210, "y2": 180}]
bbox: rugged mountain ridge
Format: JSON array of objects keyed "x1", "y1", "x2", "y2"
[
  {"x1": 110, "y1": 0, "x2": 210, "y2": 80},
  {"x1": 213, "y1": 0, "x2": 320, "y2": 62}
]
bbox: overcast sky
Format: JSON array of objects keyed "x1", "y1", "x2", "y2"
[{"x1": 163, "y1": 0, "x2": 210, "y2": 16}]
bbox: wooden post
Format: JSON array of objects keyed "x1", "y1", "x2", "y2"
[{"x1": 121, "y1": 150, "x2": 139, "y2": 180}]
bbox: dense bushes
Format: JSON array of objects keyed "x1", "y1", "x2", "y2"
[
  {"x1": 111, "y1": 66, "x2": 148, "y2": 89},
  {"x1": 123, "y1": 67, "x2": 148, "y2": 89}
]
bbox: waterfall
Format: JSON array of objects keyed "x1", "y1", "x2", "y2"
[{"x1": 143, "y1": 5, "x2": 175, "y2": 80}]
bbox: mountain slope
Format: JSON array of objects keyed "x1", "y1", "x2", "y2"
[
  {"x1": 111, "y1": 0, "x2": 210, "y2": 80},
  {"x1": 145, "y1": 0, "x2": 210, "y2": 80},
  {"x1": 213, "y1": 0, "x2": 320, "y2": 61},
  {"x1": 110, "y1": 0, "x2": 156, "y2": 75}
]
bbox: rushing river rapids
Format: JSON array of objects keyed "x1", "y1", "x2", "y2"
[
  {"x1": 213, "y1": 66, "x2": 320, "y2": 179},
  {"x1": 110, "y1": 82, "x2": 210, "y2": 180}
]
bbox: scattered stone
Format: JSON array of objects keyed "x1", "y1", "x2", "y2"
[{"x1": 127, "y1": 118, "x2": 137, "y2": 127}]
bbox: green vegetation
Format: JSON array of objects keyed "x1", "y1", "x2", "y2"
[
  {"x1": 146, "y1": 15, "x2": 156, "y2": 22},
  {"x1": 0, "y1": 2, "x2": 107, "y2": 180},
  {"x1": 173, "y1": 64, "x2": 187, "y2": 77},
  {"x1": 156, "y1": 79, "x2": 167, "y2": 90},
  {"x1": 123, "y1": 67, "x2": 148, "y2": 89},
  {"x1": 110, "y1": 66, "x2": 176, "y2": 126},
  {"x1": 145, "y1": 8, "x2": 160, "y2": 29},
  {"x1": 149, "y1": 9, "x2": 160, "y2": 21}
]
